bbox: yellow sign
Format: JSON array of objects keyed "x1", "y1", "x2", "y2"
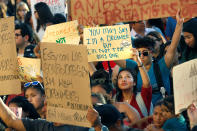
[
  {"x1": 17, "y1": 57, "x2": 41, "y2": 82},
  {"x1": 41, "y1": 43, "x2": 91, "y2": 127},
  {"x1": 42, "y1": 20, "x2": 80, "y2": 45},
  {"x1": 84, "y1": 24, "x2": 132, "y2": 62},
  {"x1": 0, "y1": 17, "x2": 21, "y2": 95}
]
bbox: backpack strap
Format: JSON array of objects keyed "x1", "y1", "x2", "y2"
[
  {"x1": 136, "y1": 93, "x2": 153, "y2": 117},
  {"x1": 153, "y1": 61, "x2": 167, "y2": 98}
]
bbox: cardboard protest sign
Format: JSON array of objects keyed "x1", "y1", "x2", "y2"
[
  {"x1": 32, "y1": 0, "x2": 66, "y2": 15},
  {"x1": 84, "y1": 24, "x2": 132, "y2": 62},
  {"x1": 17, "y1": 57, "x2": 41, "y2": 82},
  {"x1": 42, "y1": 20, "x2": 80, "y2": 45},
  {"x1": 71, "y1": 0, "x2": 197, "y2": 25},
  {"x1": 41, "y1": 43, "x2": 91, "y2": 127},
  {"x1": 173, "y1": 59, "x2": 197, "y2": 114},
  {"x1": 0, "y1": 17, "x2": 21, "y2": 95}
]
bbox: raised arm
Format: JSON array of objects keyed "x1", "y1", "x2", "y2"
[
  {"x1": 165, "y1": 10, "x2": 184, "y2": 68},
  {"x1": 87, "y1": 107, "x2": 109, "y2": 131},
  {"x1": 114, "y1": 102, "x2": 141, "y2": 124},
  {"x1": 0, "y1": 98, "x2": 26, "y2": 131},
  {"x1": 114, "y1": 60, "x2": 126, "y2": 68},
  {"x1": 132, "y1": 49, "x2": 150, "y2": 88}
]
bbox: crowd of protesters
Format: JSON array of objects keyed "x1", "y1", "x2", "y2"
[{"x1": 0, "y1": 0, "x2": 197, "y2": 131}]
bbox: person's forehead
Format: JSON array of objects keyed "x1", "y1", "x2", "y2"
[
  {"x1": 161, "y1": 104, "x2": 169, "y2": 111},
  {"x1": 137, "y1": 47, "x2": 150, "y2": 51},
  {"x1": 25, "y1": 87, "x2": 40, "y2": 94},
  {"x1": 119, "y1": 70, "x2": 132, "y2": 75},
  {"x1": 183, "y1": 32, "x2": 193, "y2": 37},
  {"x1": 15, "y1": 29, "x2": 21, "y2": 33},
  {"x1": 92, "y1": 85, "x2": 106, "y2": 92},
  {"x1": 154, "y1": 106, "x2": 162, "y2": 112}
]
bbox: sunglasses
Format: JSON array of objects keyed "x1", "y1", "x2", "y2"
[
  {"x1": 139, "y1": 51, "x2": 149, "y2": 57},
  {"x1": 24, "y1": 81, "x2": 43, "y2": 88},
  {"x1": 91, "y1": 78, "x2": 106, "y2": 85},
  {"x1": 15, "y1": 33, "x2": 22, "y2": 37}
]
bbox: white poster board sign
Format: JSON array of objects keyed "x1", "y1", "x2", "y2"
[{"x1": 173, "y1": 59, "x2": 197, "y2": 114}]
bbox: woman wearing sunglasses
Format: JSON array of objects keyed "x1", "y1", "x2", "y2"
[
  {"x1": 115, "y1": 10, "x2": 183, "y2": 106},
  {"x1": 115, "y1": 48, "x2": 152, "y2": 119},
  {"x1": 24, "y1": 81, "x2": 45, "y2": 118}
]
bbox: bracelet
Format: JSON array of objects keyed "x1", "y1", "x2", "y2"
[
  {"x1": 92, "y1": 116, "x2": 101, "y2": 127},
  {"x1": 138, "y1": 63, "x2": 143, "y2": 67}
]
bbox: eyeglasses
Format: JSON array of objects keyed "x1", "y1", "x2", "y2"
[
  {"x1": 24, "y1": 81, "x2": 44, "y2": 88},
  {"x1": 19, "y1": 9, "x2": 27, "y2": 12},
  {"x1": 15, "y1": 33, "x2": 22, "y2": 38},
  {"x1": 91, "y1": 78, "x2": 106, "y2": 85},
  {"x1": 139, "y1": 51, "x2": 149, "y2": 57}
]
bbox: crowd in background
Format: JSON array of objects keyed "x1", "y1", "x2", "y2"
[{"x1": 0, "y1": 0, "x2": 197, "y2": 131}]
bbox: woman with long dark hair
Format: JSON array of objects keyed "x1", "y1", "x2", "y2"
[
  {"x1": 179, "y1": 18, "x2": 197, "y2": 63},
  {"x1": 34, "y1": 2, "x2": 53, "y2": 40},
  {"x1": 115, "y1": 49, "x2": 152, "y2": 118}
]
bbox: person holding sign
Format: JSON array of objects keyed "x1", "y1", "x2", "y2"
[
  {"x1": 115, "y1": 10, "x2": 184, "y2": 105},
  {"x1": 187, "y1": 104, "x2": 197, "y2": 131},
  {"x1": 115, "y1": 48, "x2": 152, "y2": 119},
  {"x1": 0, "y1": 97, "x2": 107, "y2": 131}
]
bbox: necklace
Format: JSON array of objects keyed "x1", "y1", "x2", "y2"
[{"x1": 124, "y1": 99, "x2": 130, "y2": 103}]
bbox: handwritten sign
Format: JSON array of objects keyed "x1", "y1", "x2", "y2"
[
  {"x1": 173, "y1": 59, "x2": 197, "y2": 114},
  {"x1": 84, "y1": 24, "x2": 132, "y2": 62},
  {"x1": 33, "y1": 0, "x2": 65, "y2": 15},
  {"x1": 0, "y1": 17, "x2": 21, "y2": 95},
  {"x1": 71, "y1": 0, "x2": 197, "y2": 25},
  {"x1": 42, "y1": 20, "x2": 80, "y2": 45},
  {"x1": 41, "y1": 43, "x2": 91, "y2": 127},
  {"x1": 17, "y1": 57, "x2": 41, "y2": 82}
]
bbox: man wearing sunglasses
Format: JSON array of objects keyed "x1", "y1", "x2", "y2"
[
  {"x1": 116, "y1": 11, "x2": 183, "y2": 105},
  {"x1": 15, "y1": 23, "x2": 36, "y2": 58}
]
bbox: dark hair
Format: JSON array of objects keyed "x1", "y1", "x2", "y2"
[
  {"x1": 15, "y1": 23, "x2": 33, "y2": 42},
  {"x1": 183, "y1": 18, "x2": 197, "y2": 49},
  {"x1": 95, "y1": 104, "x2": 123, "y2": 128},
  {"x1": 147, "y1": 31, "x2": 166, "y2": 59},
  {"x1": 24, "y1": 11, "x2": 32, "y2": 27},
  {"x1": 91, "y1": 69, "x2": 113, "y2": 94},
  {"x1": 154, "y1": 99, "x2": 163, "y2": 108},
  {"x1": 34, "y1": 2, "x2": 53, "y2": 32},
  {"x1": 8, "y1": 96, "x2": 40, "y2": 119},
  {"x1": 52, "y1": 13, "x2": 66, "y2": 24},
  {"x1": 133, "y1": 36, "x2": 156, "y2": 51},
  {"x1": 24, "y1": 82, "x2": 45, "y2": 96},
  {"x1": 162, "y1": 95, "x2": 175, "y2": 114},
  {"x1": 91, "y1": 93, "x2": 107, "y2": 106},
  {"x1": 115, "y1": 68, "x2": 137, "y2": 102},
  {"x1": 147, "y1": 18, "x2": 165, "y2": 35},
  {"x1": 146, "y1": 31, "x2": 162, "y2": 42}
]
